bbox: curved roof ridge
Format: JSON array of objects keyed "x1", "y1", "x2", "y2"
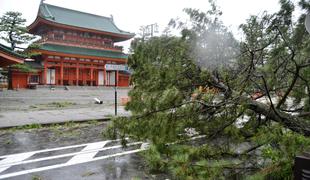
[
  {"x1": 40, "y1": 4, "x2": 54, "y2": 19},
  {"x1": 29, "y1": 3, "x2": 135, "y2": 41},
  {"x1": 41, "y1": 3, "x2": 113, "y2": 21}
]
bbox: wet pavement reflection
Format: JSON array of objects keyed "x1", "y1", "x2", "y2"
[{"x1": 0, "y1": 122, "x2": 170, "y2": 179}]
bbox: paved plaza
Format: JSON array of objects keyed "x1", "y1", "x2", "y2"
[{"x1": 0, "y1": 87, "x2": 131, "y2": 127}]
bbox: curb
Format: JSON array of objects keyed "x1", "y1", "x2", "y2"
[{"x1": 0, "y1": 115, "x2": 130, "y2": 129}]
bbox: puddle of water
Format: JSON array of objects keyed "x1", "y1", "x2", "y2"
[{"x1": 0, "y1": 123, "x2": 106, "y2": 156}]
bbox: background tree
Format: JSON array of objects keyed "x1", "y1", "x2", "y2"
[
  {"x1": 106, "y1": 0, "x2": 310, "y2": 179},
  {"x1": 0, "y1": 11, "x2": 35, "y2": 50},
  {"x1": 0, "y1": 11, "x2": 38, "y2": 89}
]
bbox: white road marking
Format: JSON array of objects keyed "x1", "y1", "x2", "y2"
[
  {"x1": 66, "y1": 141, "x2": 108, "y2": 165},
  {"x1": 0, "y1": 139, "x2": 127, "y2": 159},
  {"x1": 0, "y1": 142, "x2": 91, "y2": 159},
  {"x1": 0, "y1": 152, "x2": 35, "y2": 174},
  {"x1": 0, "y1": 135, "x2": 206, "y2": 179},
  {"x1": 0, "y1": 146, "x2": 146, "y2": 179},
  {"x1": 0, "y1": 142, "x2": 142, "y2": 170}
]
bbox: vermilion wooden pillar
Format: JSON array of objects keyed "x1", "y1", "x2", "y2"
[
  {"x1": 43, "y1": 59, "x2": 47, "y2": 85},
  {"x1": 60, "y1": 59, "x2": 64, "y2": 85},
  {"x1": 90, "y1": 68, "x2": 93, "y2": 86},
  {"x1": 76, "y1": 63, "x2": 79, "y2": 86},
  {"x1": 103, "y1": 65, "x2": 106, "y2": 86}
]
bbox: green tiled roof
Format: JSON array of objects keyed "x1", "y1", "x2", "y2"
[
  {"x1": 38, "y1": 3, "x2": 134, "y2": 38},
  {"x1": 25, "y1": 61, "x2": 43, "y2": 69},
  {"x1": 40, "y1": 44, "x2": 128, "y2": 59},
  {"x1": 0, "y1": 44, "x2": 26, "y2": 59}
]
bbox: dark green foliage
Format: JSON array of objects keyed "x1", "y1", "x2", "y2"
[
  {"x1": 11, "y1": 63, "x2": 37, "y2": 73},
  {"x1": 0, "y1": 11, "x2": 35, "y2": 50},
  {"x1": 20, "y1": 43, "x2": 42, "y2": 57},
  {"x1": 106, "y1": 0, "x2": 310, "y2": 179}
]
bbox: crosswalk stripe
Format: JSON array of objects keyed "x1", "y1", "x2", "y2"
[
  {"x1": 0, "y1": 138, "x2": 128, "y2": 159},
  {"x1": 0, "y1": 142, "x2": 142, "y2": 170},
  {"x1": 0, "y1": 135, "x2": 206, "y2": 179},
  {"x1": 0, "y1": 152, "x2": 35, "y2": 174},
  {"x1": 65, "y1": 141, "x2": 109, "y2": 165},
  {"x1": 0, "y1": 147, "x2": 146, "y2": 179}
]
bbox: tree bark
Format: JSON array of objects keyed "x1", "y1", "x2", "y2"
[
  {"x1": 8, "y1": 66, "x2": 13, "y2": 90},
  {"x1": 243, "y1": 97, "x2": 310, "y2": 136}
]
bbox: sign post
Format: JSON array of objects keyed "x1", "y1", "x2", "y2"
[{"x1": 105, "y1": 64, "x2": 128, "y2": 116}]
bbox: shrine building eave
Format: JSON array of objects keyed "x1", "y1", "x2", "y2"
[
  {"x1": 28, "y1": 3, "x2": 135, "y2": 42},
  {"x1": 28, "y1": 17, "x2": 135, "y2": 42},
  {"x1": 35, "y1": 43, "x2": 128, "y2": 62},
  {"x1": 0, "y1": 44, "x2": 25, "y2": 67}
]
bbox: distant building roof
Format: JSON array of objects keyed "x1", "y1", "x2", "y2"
[
  {"x1": 0, "y1": 44, "x2": 24, "y2": 67},
  {"x1": 39, "y1": 44, "x2": 128, "y2": 59},
  {"x1": 28, "y1": 3, "x2": 134, "y2": 41},
  {"x1": 0, "y1": 44, "x2": 25, "y2": 59}
]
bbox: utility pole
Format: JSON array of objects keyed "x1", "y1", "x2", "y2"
[{"x1": 140, "y1": 23, "x2": 159, "y2": 40}]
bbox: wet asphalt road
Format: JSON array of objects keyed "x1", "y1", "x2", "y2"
[
  {"x1": 10, "y1": 154, "x2": 150, "y2": 180},
  {"x1": 0, "y1": 122, "x2": 170, "y2": 180},
  {"x1": 0, "y1": 121, "x2": 107, "y2": 155}
]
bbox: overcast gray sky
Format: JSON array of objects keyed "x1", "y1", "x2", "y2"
[{"x1": 0, "y1": 0, "x2": 281, "y2": 51}]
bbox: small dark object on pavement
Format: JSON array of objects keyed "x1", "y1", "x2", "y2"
[{"x1": 94, "y1": 98, "x2": 103, "y2": 104}]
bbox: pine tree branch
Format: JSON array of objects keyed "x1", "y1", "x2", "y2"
[
  {"x1": 242, "y1": 96, "x2": 310, "y2": 136},
  {"x1": 276, "y1": 66, "x2": 299, "y2": 109}
]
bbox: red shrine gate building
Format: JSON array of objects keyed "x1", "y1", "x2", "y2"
[{"x1": 11, "y1": 3, "x2": 134, "y2": 88}]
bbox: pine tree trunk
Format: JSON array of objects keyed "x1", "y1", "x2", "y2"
[{"x1": 8, "y1": 66, "x2": 13, "y2": 90}]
